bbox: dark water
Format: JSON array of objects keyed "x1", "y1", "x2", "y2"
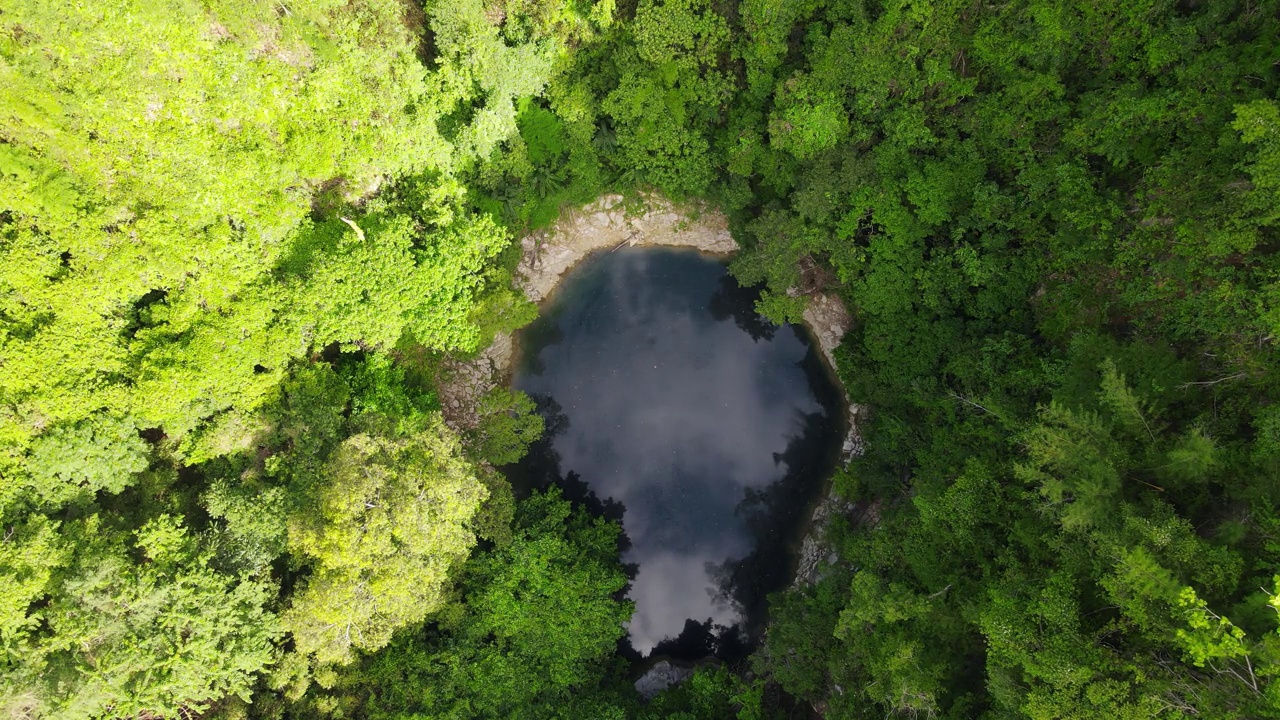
[{"x1": 507, "y1": 249, "x2": 843, "y2": 661}]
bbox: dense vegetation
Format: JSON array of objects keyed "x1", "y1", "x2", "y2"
[{"x1": 1, "y1": 0, "x2": 1278, "y2": 718}]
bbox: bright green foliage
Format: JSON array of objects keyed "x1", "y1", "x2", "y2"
[
  {"x1": 426, "y1": 0, "x2": 616, "y2": 232},
  {"x1": 0, "y1": 514, "x2": 68, "y2": 645},
  {"x1": 1017, "y1": 402, "x2": 1126, "y2": 533},
  {"x1": 3, "y1": 516, "x2": 279, "y2": 719},
  {"x1": 980, "y1": 570, "x2": 1178, "y2": 720},
  {"x1": 632, "y1": 0, "x2": 728, "y2": 67},
  {"x1": 288, "y1": 213, "x2": 509, "y2": 353},
  {"x1": 0, "y1": 0, "x2": 614, "y2": 714},
  {"x1": 310, "y1": 490, "x2": 633, "y2": 719},
  {"x1": 600, "y1": 0, "x2": 732, "y2": 196},
  {"x1": 833, "y1": 572, "x2": 946, "y2": 716},
  {"x1": 426, "y1": 0, "x2": 615, "y2": 160},
  {"x1": 4, "y1": 0, "x2": 1280, "y2": 716},
  {"x1": 1234, "y1": 100, "x2": 1280, "y2": 235},
  {"x1": 468, "y1": 387, "x2": 545, "y2": 465},
  {"x1": 1, "y1": 0, "x2": 439, "y2": 229},
  {"x1": 20, "y1": 414, "x2": 150, "y2": 509},
  {"x1": 0, "y1": 0, "x2": 570, "y2": 476},
  {"x1": 1176, "y1": 587, "x2": 1250, "y2": 668},
  {"x1": 768, "y1": 81, "x2": 849, "y2": 161},
  {"x1": 284, "y1": 422, "x2": 488, "y2": 666},
  {"x1": 1098, "y1": 359, "x2": 1158, "y2": 441},
  {"x1": 520, "y1": 103, "x2": 570, "y2": 165}
]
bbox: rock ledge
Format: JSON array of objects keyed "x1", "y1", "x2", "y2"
[
  {"x1": 635, "y1": 660, "x2": 695, "y2": 700},
  {"x1": 517, "y1": 193, "x2": 738, "y2": 303}
]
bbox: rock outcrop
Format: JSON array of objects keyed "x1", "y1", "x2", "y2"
[
  {"x1": 791, "y1": 294, "x2": 874, "y2": 591},
  {"x1": 634, "y1": 660, "x2": 695, "y2": 699},
  {"x1": 792, "y1": 497, "x2": 881, "y2": 588},
  {"x1": 517, "y1": 193, "x2": 738, "y2": 303},
  {"x1": 438, "y1": 333, "x2": 512, "y2": 434},
  {"x1": 800, "y1": 292, "x2": 865, "y2": 461},
  {"x1": 800, "y1": 293, "x2": 851, "y2": 371}
]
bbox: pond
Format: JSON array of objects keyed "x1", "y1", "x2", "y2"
[{"x1": 506, "y1": 248, "x2": 844, "y2": 661}]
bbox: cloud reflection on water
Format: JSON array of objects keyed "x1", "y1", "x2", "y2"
[{"x1": 511, "y1": 249, "x2": 840, "y2": 657}]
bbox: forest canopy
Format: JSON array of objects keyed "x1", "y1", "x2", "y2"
[{"x1": 1, "y1": 0, "x2": 1279, "y2": 718}]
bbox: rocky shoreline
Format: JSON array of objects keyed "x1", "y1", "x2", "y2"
[
  {"x1": 516, "y1": 193, "x2": 738, "y2": 303},
  {"x1": 437, "y1": 192, "x2": 737, "y2": 435},
  {"x1": 436, "y1": 193, "x2": 869, "y2": 700},
  {"x1": 801, "y1": 293, "x2": 866, "y2": 462},
  {"x1": 439, "y1": 193, "x2": 863, "y2": 458}
]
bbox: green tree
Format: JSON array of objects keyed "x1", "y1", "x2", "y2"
[
  {"x1": 308, "y1": 489, "x2": 633, "y2": 719},
  {"x1": 19, "y1": 414, "x2": 150, "y2": 510},
  {"x1": 4, "y1": 516, "x2": 279, "y2": 719},
  {"x1": 601, "y1": 0, "x2": 733, "y2": 196},
  {"x1": 284, "y1": 421, "x2": 488, "y2": 667},
  {"x1": 468, "y1": 388, "x2": 545, "y2": 466}
]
